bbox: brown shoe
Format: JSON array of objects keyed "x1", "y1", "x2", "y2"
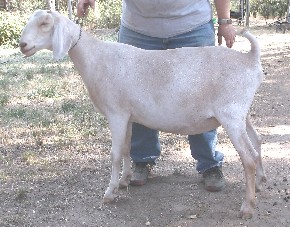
[
  {"x1": 130, "y1": 163, "x2": 152, "y2": 186},
  {"x1": 202, "y1": 166, "x2": 226, "y2": 192}
]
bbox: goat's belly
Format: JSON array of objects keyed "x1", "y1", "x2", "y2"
[{"x1": 134, "y1": 115, "x2": 220, "y2": 135}]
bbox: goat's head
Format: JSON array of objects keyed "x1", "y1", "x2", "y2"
[{"x1": 19, "y1": 10, "x2": 73, "y2": 60}]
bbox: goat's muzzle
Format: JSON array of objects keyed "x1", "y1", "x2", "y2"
[
  {"x1": 19, "y1": 41, "x2": 36, "y2": 57},
  {"x1": 19, "y1": 42, "x2": 27, "y2": 48}
]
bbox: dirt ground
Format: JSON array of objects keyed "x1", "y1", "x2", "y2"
[{"x1": 1, "y1": 25, "x2": 290, "y2": 226}]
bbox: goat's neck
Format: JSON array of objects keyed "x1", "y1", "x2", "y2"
[{"x1": 66, "y1": 21, "x2": 103, "y2": 83}]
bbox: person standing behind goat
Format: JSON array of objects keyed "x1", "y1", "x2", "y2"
[{"x1": 77, "y1": 0, "x2": 236, "y2": 192}]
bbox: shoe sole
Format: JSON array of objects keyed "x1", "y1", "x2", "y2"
[
  {"x1": 130, "y1": 179, "x2": 147, "y2": 186},
  {"x1": 205, "y1": 183, "x2": 226, "y2": 192}
]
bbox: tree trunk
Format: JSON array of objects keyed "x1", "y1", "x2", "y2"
[
  {"x1": 55, "y1": 0, "x2": 59, "y2": 11},
  {"x1": 47, "y1": 0, "x2": 55, "y2": 10},
  {"x1": 240, "y1": 0, "x2": 244, "y2": 20},
  {"x1": 287, "y1": 0, "x2": 290, "y2": 22},
  {"x1": 68, "y1": 0, "x2": 72, "y2": 19},
  {"x1": 245, "y1": 0, "x2": 250, "y2": 27}
]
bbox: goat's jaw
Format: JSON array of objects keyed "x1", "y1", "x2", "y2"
[{"x1": 20, "y1": 46, "x2": 37, "y2": 57}]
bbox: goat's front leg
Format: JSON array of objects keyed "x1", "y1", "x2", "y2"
[
  {"x1": 103, "y1": 145, "x2": 122, "y2": 203},
  {"x1": 103, "y1": 117, "x2": 130, "y2": 203},
  {"x1": 119, "y1": 122, "x2": 133, "y2": 188}
]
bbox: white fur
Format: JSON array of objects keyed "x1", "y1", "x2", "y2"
[
  {"x1": 19, "y1": 10, "x2": 267, "y2": 219},
  {"x1": 51, "y1": 17, "x2": 72, "y2": 60}
]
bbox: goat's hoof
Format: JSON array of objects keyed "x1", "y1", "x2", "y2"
[
  {"x1": 256, "y1": 175, "x2": 267, "y2": 192},
  {"x1": 119, "y1": 181, "x2": 129, "y2": 189},
  {"x1": 239, "y1": 206, "x2": 254, "y2": 219},
  {"x1": 239, "y1": 201, "x2": 254, "y2": 219},
  {"x1": 119, "y1": 175, "x2": 131, "y2": 189},
  {"x1": 261, "y1": 176, "x2": 267, "y2": 183},
  {"x1": 103, "y1": 187, "x2": 118, "y2": 204},
  {"x1": 103, "y1": 195, "x2": 115, "y2": 204},
  {"x1": 238, "y1": 211, "x2": 253, "y2": 220},
  {"x1": 257, "y1": 175, "x2": 267, "y2": 184},
  {"x1": 255, "y1": 182, "x2": 262, "y2": 192}
]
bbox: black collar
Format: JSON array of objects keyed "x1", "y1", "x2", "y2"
[{"x1": 69, "y1": 26, "x2": 82, "y2": 51}]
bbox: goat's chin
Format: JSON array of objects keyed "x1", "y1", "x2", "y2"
[
  {"x1": 23, "y1": 52, "x2": 36, "y2": 58},
  {"x1": 21, "y1": 46, "x2": 37, "y2": 57}
]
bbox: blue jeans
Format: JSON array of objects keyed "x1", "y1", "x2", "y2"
[{"x1": 118, "y1": 21, "x2": 224, "y2": 173}]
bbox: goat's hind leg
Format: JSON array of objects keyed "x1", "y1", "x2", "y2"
[
  {"x1": 222, "y1": 120, "x2": 258, "y2": 219},
  {"x1": 246, "y1": 116, "x2": 267, "y2": 192}
]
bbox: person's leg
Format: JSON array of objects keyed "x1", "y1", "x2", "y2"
[
  {"x1": 130, "y1": 123, "x2": 161, "y2": 163},
  {"x1": 188, "y1": 129, "x2": 223, "y2": 172},
  {"x1": 118, "y1": 25, "x2": 164, "y2": 185},
  {"x1": 167, "y1": 21, "x2": 225, "y2": 191}
]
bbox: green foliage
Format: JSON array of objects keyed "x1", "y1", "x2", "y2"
[
  {"x1": 0, "y1": 94, "x2": 9, "y2": 106},
  {"x1": 231, "y1": 0, "x2": 241, "y2": 11},
  {"x1": 8, "y1": 107, "x2": 26, "y2": 118},
  {"x1": 0, "y1": 0, "x2": 122, "y2": 47},
  {"x1": 251, "y1": 0, "x2": 289, "y2": 19},
  {"x1": 0, "y1": 11, "x2": 26, "y2": 48},
  {"x1": 96, "y1": 0, "x2": 122, "y2": 29},
  {"x1": 37, "y1": 86, "x2": 59, "y2": 98},
  {"x1": 76, "y1": 0, "x2": 122, "y2": 29},
  {"x1": 61, "y1": 100, "x2": 77, "y2": 113},
  {"x1": 4, "y1": 0, "x2": 46, "y2": 13}
]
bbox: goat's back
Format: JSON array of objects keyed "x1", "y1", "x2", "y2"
[{"x1": 82, "y1": 40, "x2": 263, "y2": 134}]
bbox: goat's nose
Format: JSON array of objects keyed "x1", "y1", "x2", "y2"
[{"x1": 19, "y1": 42, "x2": 27, "y2": 48}]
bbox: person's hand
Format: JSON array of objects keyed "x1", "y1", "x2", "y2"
[
  {"x1": 217, "y1": 24, "x2": 236, "y2": 48},
  {"x1": 77, "y1": 0, "x2": 95, "y2": 17}
]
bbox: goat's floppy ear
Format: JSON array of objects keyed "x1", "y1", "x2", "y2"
[{"x1": 51, "y1": 13, "x2": 72, "y2": 60}]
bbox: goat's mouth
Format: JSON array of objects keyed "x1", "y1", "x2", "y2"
[{"x1": 20, "y1": 46, "x2": 36, "y2": 57}]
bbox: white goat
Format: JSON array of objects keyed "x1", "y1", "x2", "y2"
[{"x1": 19, "y1": 10, "x2": 267, "y2": 219}]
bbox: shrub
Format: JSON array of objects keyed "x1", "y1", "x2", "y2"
[
  {"x1": 251, "y1": 0, "x2": 288, "y2": 20},
  {"x1": 0, "y1": 11, "x2": 26, "y2": 48},
  {"x1": 96, "y1": 0, "x2": 122, "y2": 29},
  {"x1": 0, "y1": 0, "x2": 122, "y2": 48}
]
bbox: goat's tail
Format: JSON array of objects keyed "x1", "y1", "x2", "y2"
[{"x1": 239, "y1": 29, "x2": 260, "y2": 60}]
